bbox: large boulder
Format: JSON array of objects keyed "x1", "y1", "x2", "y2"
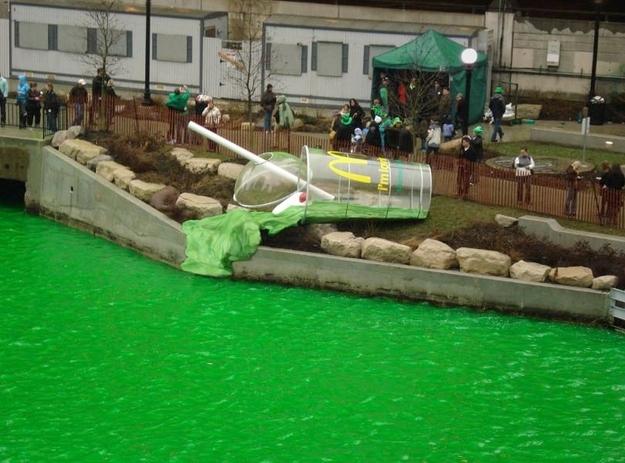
[
  {"x1": 182, "y1": 157, "x2": 221, "y2": 175},
  {"x1": 128, "y1": 179, "x2": 167, "y2": 202},
  {"x1": 292, "y1": 118, "x2": 305, "y2": 130},
  {"x1": 548, "y1": 266, "x2": 593, "y2": 288},
  {"x1": 509, "y1": 260, "x2": 551, "y2": 283},
  {"x1": 495, "y1": 214, "x2": 518, "y2": 228},
  {"x1": 362, "y1": 237, "x2": 411, "y2": 264},
  {"x1": 591, "y1": 275, "x2": 619, "y2": 291},
  {"x1": 59, "y1": 139, "x2": 107, "y2": 164},
  {"x1": 50, "y1": 125, "x2": 80, "y2": 148},
  {"x1": 150, "y1": 186, "x2": 179, "y2": 215},
  {"x1": 96, "y1": 160, "x2": 127, "y2": 182},
  {"x1": 410, "y1": 238, "x2": 458, "y2": 270},
  {"x1": 51, "y1": 131, "x2": 70, "y2": 148},
  {"x1": 456, "y1": 247, "x2": 512, "y2": 277},
  {"x1": 112, "y1": 168, "x2": 136, "y2": 190},
  {"x1": 85, "y1": 154, "x2": 112, "y2": 172},
  {"x1": 170, "y1": 147, "x2": 194, "y2": 164},
  {"x1": 175, "y1": 193, "x2": 223, "y2": 219},
  {"x1": 217, "y1": 162, "x2": 245, "y2": 180},
  {"x1": 67, "y1": 125, "x2": 82, "y2": 138},
  {"x1": 320, "y1": 231, "x2": 364, "y2": 258}
]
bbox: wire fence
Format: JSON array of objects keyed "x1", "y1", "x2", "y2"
[{"x1": 64, "y1": 96, "x2": 624, "y2": 231}]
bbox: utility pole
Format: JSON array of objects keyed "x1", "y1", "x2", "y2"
[
  {"x1": 143, "y1": 0, "x2": 152, "y2": 105},
  {"x1": 589, "y1": 0, "x2": 603, "y2": 100}
]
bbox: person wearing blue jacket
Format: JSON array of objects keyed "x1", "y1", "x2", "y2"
[{"x1": 16, "y1": 75, "x2": 30, "y2": 129}]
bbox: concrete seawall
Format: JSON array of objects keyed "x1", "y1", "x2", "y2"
[
  {"x1": 233, "y1": 247, "x2": 609, "y2": 323},
  {"x1": 27, "y1": 146, "x2": 186, "y2": 266},
  {"x1": 17, "y1": 143, "x2": 611, "y2": 324}
]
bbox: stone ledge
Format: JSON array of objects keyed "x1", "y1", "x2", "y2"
[{"x1": 519, "y1": 215, "x2": 625, "y2": 254}]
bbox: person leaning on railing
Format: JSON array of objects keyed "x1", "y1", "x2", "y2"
[
  {"x1": 513, "y1": 147, "x2": 535, "y2": 205},
  {"x1": 564, "y1": 160, "x2": 583, "y2": 217},
  {"x1": 457, "y1": 135, "x2": 477, "y2": 200},
  {"x1": 599, "y1": 161, "x2": 625, "y2": 226},
  {"x1": 69, "y1": 79, "x2": 88, "y2": 127},
  {"x1": 43, "y1": 83, "x2": 60, "y2": 133},
  {"x1": 165, "y1": 85, "x2": 189, "y2": 144}
]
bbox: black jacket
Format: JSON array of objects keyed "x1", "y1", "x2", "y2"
[
  {"x1": 460, "y1": 145, "x2": 478, "y2": 162},
  {"x1": 489, "y1": 94, "x2": 506, "y2": 119},
  {"x1": 601, "y1": 170, "x2": 625, "y2": 190},
  {"x1": 43, "y1": 90, "x2": 59, "y2": 114}
]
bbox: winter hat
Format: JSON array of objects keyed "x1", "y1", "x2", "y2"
[
  {"x1": 392, "y1": 116, "x2": 402, "y2": 127},
  {"x1": 341, "y1": 113, "x2": 353, "y2": 125},
  {"x1": 473, "y1": 126, "x2": 484, "y2": 135},
  {"x1": 495, "y1": 86, "x2": 504, "y2": 94}
]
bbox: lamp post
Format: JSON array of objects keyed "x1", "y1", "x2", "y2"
[
  {"x1": 142, "y1": 0, "x2": 152, "y2": 105},
  {"x1": 460, "y1": 47, "x2": 477, "y2": 136}
]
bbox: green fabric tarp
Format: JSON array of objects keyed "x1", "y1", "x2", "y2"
[
  {"x1": 372, "y1": 29, "x2": 488, "y2": 125},
  {"x1": 182, "y1": 203, "x2": 426, "y2": 277}
]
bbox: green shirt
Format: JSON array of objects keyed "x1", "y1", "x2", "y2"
[{"x1": 166, "y1": 90, "x2": 190, "y2": 112}]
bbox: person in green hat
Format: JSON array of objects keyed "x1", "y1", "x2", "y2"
[
  {"x1": 489, "y1": 86, "x2": 506, "y2": 142},
  {"x1": 471, "y1": 125, "x2": 484, "y2": 162}
]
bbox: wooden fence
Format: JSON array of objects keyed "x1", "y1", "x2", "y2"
[{"x1": 79, "y1": 97, "x2": 624, "y2": 231}]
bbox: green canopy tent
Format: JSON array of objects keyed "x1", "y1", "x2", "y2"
[{"x1": 372, "y1": 29, "x2": 488, "y2": 125}]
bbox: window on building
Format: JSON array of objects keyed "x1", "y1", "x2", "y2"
[
  {"x1": 14, "y1": 21, "x2": 49, "y2": 50},
  {"x1": 266, "y1": 43, "x2": 307, "y2": 76},
  {"x1": 152, "y1": 33, "x2": 192, "y2": 63},
  {"x1": 204, "y1": 26, "x2": 216, "y2": 38},
  {"x1": 311, "y1": 42, "x2": 348, "y2": 77},
  {"x1": 87, "y1": 29, "x2": 132, "y2": 57},
  {"x1": 363, "y1": 45, "x2": 395, "y2": 77},
  {"x1": 57, "y1": 25, "x2": 88, "y2": 53}
]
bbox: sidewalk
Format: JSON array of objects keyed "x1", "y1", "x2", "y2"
[{"x1": 0, "y1": 126, "x2": 46, "y2": 140}]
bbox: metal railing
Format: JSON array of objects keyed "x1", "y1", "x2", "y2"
[
  {"x1": 0, "y1": 98, "x2": 68, "y2": 138},
  {"x1": 609, "y1": 288, "x2": 625, "y2": 331}
]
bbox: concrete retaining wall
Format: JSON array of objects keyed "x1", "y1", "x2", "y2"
[
  {"x1": 0, "y1": 135, "x2": 47, "y2": 182},
  {"x1": 234, "y1": 247, "x2": 609, "y2": 323},
  {"x1": 530, "y1": 127, "x2": 625, "y2": 154},
  {"x1": 519, "y1": 215, "x2": 625, "y2": 254},
  {"x1": 27, "y1": 146, "x2": 186, "y2": 266}
]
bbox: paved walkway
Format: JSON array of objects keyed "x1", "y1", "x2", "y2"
[{"x1": 0, "y1": 126, "x2": 46, "y2": 140}]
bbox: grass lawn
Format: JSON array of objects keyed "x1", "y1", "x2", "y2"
[
  {"x1": 488, "y1": 141, "x2": 625, "y2": 167},
  {"x1": 353, "y1": 195, "x2": 624, "y2": 245}
]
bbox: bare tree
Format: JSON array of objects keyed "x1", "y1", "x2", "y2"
[
  {"x1": 385, "y1": 69, "x2": 445, "y2": 127},
  {"x1": 82, "y1": 0, "x2": 125, "y2": 129},
  {"x1": 228, "y1": 0, "x2": 273, "y2": 122}
]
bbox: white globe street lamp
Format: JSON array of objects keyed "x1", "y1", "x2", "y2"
[
  {"x1": 460, "y1": 47, "x2": 477, "y2": 135},
  {"x1": 461, "y1": 48, "x2": 478, "y2": 68}
]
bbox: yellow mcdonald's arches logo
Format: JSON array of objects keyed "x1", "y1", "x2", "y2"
[{"x1": 326, "y1": 151, "x2": 372, "y2": 184}]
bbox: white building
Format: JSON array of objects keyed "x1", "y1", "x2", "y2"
[
  {"x1": 9, "y1": 0, "x2": 227, "y2": 93},
  {"x1": 263, "y1": 15, "x2": 482, "y2": 107}
]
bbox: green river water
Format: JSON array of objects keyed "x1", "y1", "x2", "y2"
[{"x1": 1, "y1": 199, "x2": 625, "y2": 462}]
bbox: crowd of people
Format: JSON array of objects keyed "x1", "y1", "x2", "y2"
[{"x1": 0, "y1": 68, "x2": 119, "y2": 132}]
